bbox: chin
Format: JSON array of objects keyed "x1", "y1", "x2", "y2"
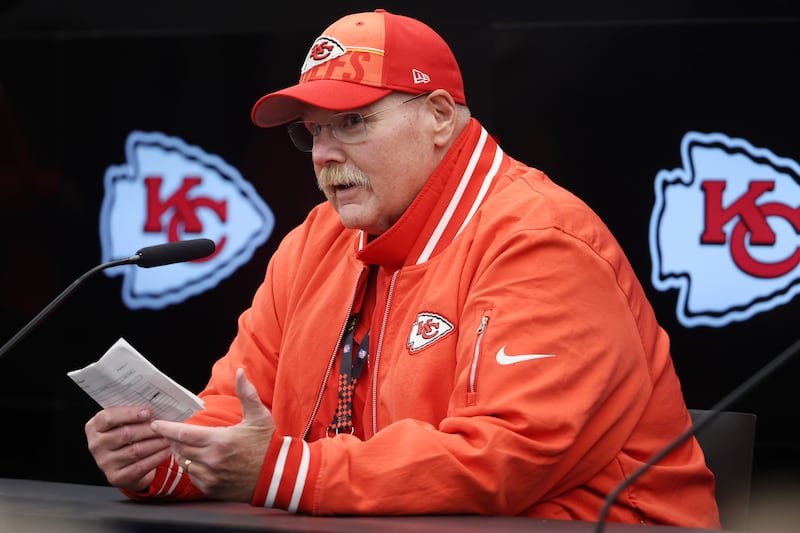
[
  {"x1": 339, "y1": 217, "x2": 383, "y2": 235},
  {"x1": 335, "y1": 204, "x2": 392, "y2": 234},
  {"x1": 341, "y1": 219, "x2": 372, "y2": 232}
]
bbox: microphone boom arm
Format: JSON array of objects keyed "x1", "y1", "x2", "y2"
[
  {"x1": 0, "y1": 255, "x2": 140, "y2": 361},
  {"x1": 0, "y1": 237, "x2": 216, "y2": 361}
]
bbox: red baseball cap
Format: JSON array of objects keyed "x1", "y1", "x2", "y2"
[{"x1": 251, "y1": 9, "x2": 466, "y2": 128}]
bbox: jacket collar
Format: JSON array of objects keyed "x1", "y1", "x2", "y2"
[{"x1": 356, "y1": 118, "x2": 509, "y2": 268}]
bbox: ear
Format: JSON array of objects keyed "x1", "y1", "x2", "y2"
[{"x1": 424, "y1": 89, "x2": 458, "y2": 147}]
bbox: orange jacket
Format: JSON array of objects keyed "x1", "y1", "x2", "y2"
[{"x1": 135, "y1": 119, "x2": 719, "y2": 527}]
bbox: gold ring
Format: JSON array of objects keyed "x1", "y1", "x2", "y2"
[{"x1": 183, "y1": 458, "x2": 192, "y2": 473}]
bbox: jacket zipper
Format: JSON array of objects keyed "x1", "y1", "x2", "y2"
[
  {"x1": 302, "y1": 267, "x2": 366, "y2": 440},
  {"x1": 370, "y1": 270, "x2": 399, "y2": 435},
  {"x1": 469, "y1": 312, "x2": 491, "y2": 402}
]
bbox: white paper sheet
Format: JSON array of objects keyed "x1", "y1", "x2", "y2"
[{"x1": 68, "y1": 337, "x2": 204, "y2": 422}]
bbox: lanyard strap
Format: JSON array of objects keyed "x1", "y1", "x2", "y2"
[{"x1": 327, "y1": 313, "x2": 370, "y2": 436}]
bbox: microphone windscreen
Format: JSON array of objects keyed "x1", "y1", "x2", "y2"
[{"x1": 135, "y1": 239, "x2": 216, "y2": 268}]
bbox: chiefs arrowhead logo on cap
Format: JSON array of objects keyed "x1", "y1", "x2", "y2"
[{"x1": 301, "y1": 36, "x2": 347, "y2": 74}]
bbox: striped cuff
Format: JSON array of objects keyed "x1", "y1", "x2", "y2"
[
  {"x1": 121, "y1": 455, "x2": 204, "y2": 500},
  {"x1": 251, "y1": 433, "x2": 319, "y2": 513}
]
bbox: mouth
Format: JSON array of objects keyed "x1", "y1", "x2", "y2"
[{"x1": 318, "y1": 165, "x2": 370, "y2": 195}]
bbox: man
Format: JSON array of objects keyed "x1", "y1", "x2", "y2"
[{"x1": 85, "y1": 9, "x2": 720, "y2": 527}]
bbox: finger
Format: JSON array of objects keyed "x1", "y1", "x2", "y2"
[
  {"x1": 150, "y1": 419, "x2": 210, "y2": 447},
  {"x1": 87, "y1": 406, "x2": 152, "y2": 433},
  {"x1": 179, "y1": 454, "x2": 200, "y2": 477},
  {"x1": 100, "y1": 436, "x2": 170, "y2": 472},
  {"x1": 168, "y1": 442, "x2": 206, "y2": 468},
  {"x1": 235, "y1": 368, "x2": 272, "y2": 427},
  {"x1": 91, "y1": 433, "x2": 169, "y2": 476},
  {"x1": 105, "y1": 446, "x2": 172, "y2": 491},
  {"x1": 126, "y1": 435, "x2": 172, "y2": 460},
  {"x1": 87, "y1": 418, "x2": 161, "y2": 457}
]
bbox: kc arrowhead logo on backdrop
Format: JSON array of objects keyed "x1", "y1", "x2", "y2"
[
  {"x1": 100, "y1": 131, "x2": 274, "y2": 309},
  {"x1": 649, "y1": 131, "x2": 800, "y2": 327}
]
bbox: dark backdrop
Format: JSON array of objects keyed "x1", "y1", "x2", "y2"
[{"x1": 1, "y1": 1, "x2": 798, "y2": 529}]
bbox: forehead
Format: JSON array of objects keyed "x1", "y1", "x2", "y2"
[
  {"x1": 300, "y1": 106, "x2": 359, "y2": 122},
  {"x1": 298, "y1": 94, "x2": 398, "y2": 122}
]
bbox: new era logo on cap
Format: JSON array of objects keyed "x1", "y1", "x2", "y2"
[{"x1": 412, "y1": 69, "x2": 430, "y2": 84}]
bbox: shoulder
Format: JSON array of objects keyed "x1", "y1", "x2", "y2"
[
  {"x1": 474, "y1": 160, "x2": 626, "y2": 264},
  {"x1": 489, "y1": 160, "x2": 607, "y2": 233}
]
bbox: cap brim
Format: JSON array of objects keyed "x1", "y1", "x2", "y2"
[{"x1": 251, "y1": 80, "x2": 393, "y2": 128}]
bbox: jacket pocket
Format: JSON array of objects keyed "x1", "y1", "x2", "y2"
[{"x1": 467, "y1": 308, "x2": 492, "y2": 406}]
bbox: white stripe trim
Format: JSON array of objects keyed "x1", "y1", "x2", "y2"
[
  {"x1": 415, "y1": 128, "x2": 489, "y2": 264},
  {"x1": 265, "y1": 436, "x2": 292, "y2": 507},
  {"x1": 288, "y1": 441, "x2": 310, "y2": 513},
  {"x1": 166, "y1": 471, "x2": 182, "y2": 495},
  {"x1": 455, "y1": 145, "x2": 503, "y2": 237},
  {"x1": 157, "y1": 455, "x2": 176, "y2": 495}
]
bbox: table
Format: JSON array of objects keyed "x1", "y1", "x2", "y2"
[{"x1": 0, "y1": 478, "x2": 721, "y2": 532}]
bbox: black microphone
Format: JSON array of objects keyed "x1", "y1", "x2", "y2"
[
  {"x1": 0, "y1": 238, "x2": 216, "y2": 360},
  {"x1": 136, "y1": 238, "x2": 216, "y2": 268},
  {"x1": 593, "y1": 337, "x2": 800, "y2": 532}
]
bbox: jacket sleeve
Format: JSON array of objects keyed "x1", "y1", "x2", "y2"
[
  {"x1": 120, "y1": 455, "x2": 207, "y2": 500},
  {"x1": 130, "y1": 225, "x2": 300, "y2": 500}
]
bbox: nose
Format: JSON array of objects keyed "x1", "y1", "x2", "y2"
[{"x1": 311, "y1": 127, "x2": 346, "y2": 167}]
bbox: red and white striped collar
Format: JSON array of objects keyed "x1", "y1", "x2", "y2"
[{"x1": 357, "y1": 119, "x2": 510, "y2": 268}]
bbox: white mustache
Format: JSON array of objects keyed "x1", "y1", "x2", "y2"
[{"x1": 317, "y1": 165, "x2": 371, "y2": 193}]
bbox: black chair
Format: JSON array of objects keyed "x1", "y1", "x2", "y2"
[{"x1": 688, "y1": 409, "x2": 757, "y2": 531}]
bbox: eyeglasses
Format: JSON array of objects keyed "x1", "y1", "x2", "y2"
[{"x1": 286, "y1": 92, "x2": 430, "y2": 152}]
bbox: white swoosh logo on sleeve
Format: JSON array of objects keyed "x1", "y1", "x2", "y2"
[{"x1": 495, "y1": 345, "x2": 556, "y2": 365}]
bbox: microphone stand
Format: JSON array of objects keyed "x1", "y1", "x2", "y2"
[
  {"x1": 0, "y1": 255, "x2": 140, "y2": 361},
  {"x1": 594, "y1": 337, "x2": 800, "y2": 532}
]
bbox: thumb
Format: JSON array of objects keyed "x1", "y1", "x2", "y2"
[{"x1": 235, "y1": 368, "x2": 274, "y2": 428}]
